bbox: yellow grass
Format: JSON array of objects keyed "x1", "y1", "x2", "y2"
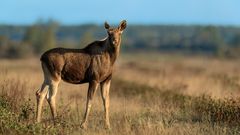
[
  {"x1": 118, "y1": 53, "x2": 240, "y2": 98},
  {"x1": 0, "y1": 53, "x2": 240, "y2": 134}
]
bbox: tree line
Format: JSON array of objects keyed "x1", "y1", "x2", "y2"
[{"x1": 0, "y1": 21, "x2": 240, "y2": 58}]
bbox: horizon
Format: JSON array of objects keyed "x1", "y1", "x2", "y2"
[
  {"x1": 1, "y1": 22, "x2": 240, "y2": 27},
  {"x1": 1, "y1": 0, "x2": 240, "y2": 26}
]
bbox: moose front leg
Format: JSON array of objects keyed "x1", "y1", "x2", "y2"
[
  {"x1": 100, "y1": 79, "x2": 111, "y2": 129},
  {"x1": 81, "y1": 81, "x2": 99, "y2": 129}
]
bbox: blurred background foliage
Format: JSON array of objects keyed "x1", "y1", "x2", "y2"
[{"x1": 0, "y1": 19, "x2": 240, "y2": 58}]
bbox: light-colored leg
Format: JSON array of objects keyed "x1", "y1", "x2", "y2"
[
  {"x1": 81, "y1": 81, "x2": 99, "y2": 129},
  {"x1": 100, "y1": 80, "x2": 111, "y2": 129},
  {"x1": 36, "y1": 82, "x2": 48, "y2": 123},
  {"x1": 46, "y1": 81, "x2": 59, "y2": 123}
]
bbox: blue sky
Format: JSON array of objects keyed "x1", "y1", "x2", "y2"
[{"x1": 0, "y1": 0, "x2": 240, "y2": 25}]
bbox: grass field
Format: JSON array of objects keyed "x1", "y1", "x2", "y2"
[{"x1": 1, "y1": 53, "x2": 240, "y2": 134}]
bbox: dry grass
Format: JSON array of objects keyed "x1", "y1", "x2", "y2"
[
  {"x1": 1, "y1": 53, "x2": 240, "y2": 134},
  {"x1": 117, "y1": 53, "x2": 240, "y2": 98}
]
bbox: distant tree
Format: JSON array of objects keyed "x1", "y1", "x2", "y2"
[
  {"x1": 22, "y1": 19, "x2": 58, "y2": 54},
  {"x1": 0, "y1": 35, "x2": 8, "y2": 47},
  {"x1": 193, "y1": 26, "x2": 225, "y2": 56},
  {"x1": 79, "y1": 31, "x2": 95, "y2": 47},
  {"x1": 231, "y1": 32, "x2": 240, "y2": 47},
  {"x1": 0, "y1": 36, "x2": 9, "y2": 57},
  {"x1": 23, "y1": 25, "x2": 44, "y2": 53},
  {"x1": 225, "y1": 32, "x2": 240, "y2": 58},
  {"x1": 42, "y1": 22, "x2": 58, "y2": 52}
]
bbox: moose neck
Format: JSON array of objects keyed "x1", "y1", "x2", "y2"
[{"x1": 105, "y1": 36, "x2": 121, "y2": 65}]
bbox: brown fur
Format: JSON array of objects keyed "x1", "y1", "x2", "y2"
[
  {"x1": 40, "y1": 40, "x2": 116, "y2": 83},
  {"x1": 36, "y1": 20, "x2": 127, "y2": 129}
]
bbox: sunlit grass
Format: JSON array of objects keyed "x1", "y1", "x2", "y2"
[{"x1": 1, "y1": 54, "x2": 240, "y2": 134}]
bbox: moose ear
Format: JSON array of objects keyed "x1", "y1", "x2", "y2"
[
  {"x1": 104, "y1": 22, "x2": 110, "y2": 29},
  {"x1": 118, "y1": 20, "x2": 127, "y2": 31}
]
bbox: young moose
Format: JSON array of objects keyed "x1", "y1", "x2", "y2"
[{"x1": 36, "y1": 20, "x2": 127, "y2": 129}]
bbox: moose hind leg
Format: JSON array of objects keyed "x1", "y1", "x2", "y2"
[
  {"x1": 46, "y1": 81, "x2": 59, "y2": 123},
  {"x1": 36, "y1": 82, "x2": 48, "y2": 123}
]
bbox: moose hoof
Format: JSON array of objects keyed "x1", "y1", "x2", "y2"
[
  {"x1": 105, "y1": 122, "x2": 111, "y2": 130},
  {"x1": 80, "y1": 122, "x2": 87, "y2": 129},
  {"x1": 35, "y1": 120, "x2": 41, "y2": 124}
]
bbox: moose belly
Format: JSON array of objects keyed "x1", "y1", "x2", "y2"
[
  {"x1": 61, "y1": 68, "x2": 111, "y2": 84},
  {"x1": 61, "y1": 67, "x2": 87, "y2": 84}
]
